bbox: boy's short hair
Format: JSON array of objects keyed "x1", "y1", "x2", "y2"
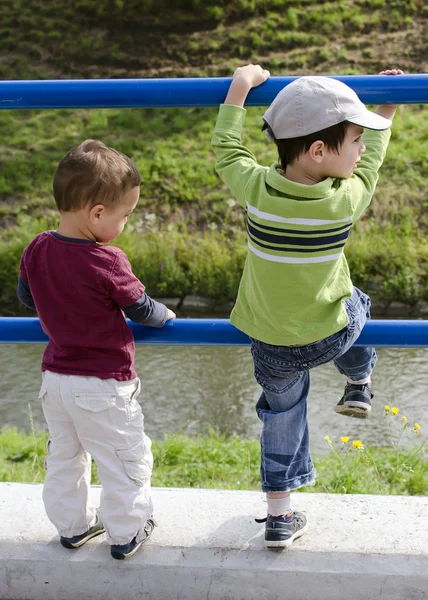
[
  {"x1": 262, "y1": 121, "x2": 351, "y2": 171},
  {"x1": 53, "y1": 140, "x2": 141, "y2": 212}
]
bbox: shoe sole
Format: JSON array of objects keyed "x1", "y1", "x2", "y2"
[
  {"x1": 61, "y1": 527, "x2": 105, "y2": 549},
  {"x1": 334, "y1": 401, "x2": 371, "y2": 419},
  {"x1": 265, "y1": 521, "x2": 309, "y2": 549}
]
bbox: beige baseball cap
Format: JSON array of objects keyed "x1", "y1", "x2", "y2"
[{"x1": 263, "y1": 76, "x2": 392, "y2": 140}]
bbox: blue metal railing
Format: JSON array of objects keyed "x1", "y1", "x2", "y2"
[
  {"x1": 0, "y1": 74, "x2": 427, "y2": 109},
  {"x1": 1, "y1": 74, "x2": 428, "y2": 347},
  {"x1": 1, "y1": 317, "x2": 428, "y2": 347}
]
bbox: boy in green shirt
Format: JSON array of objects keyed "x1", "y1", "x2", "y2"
[{"x1": 212, "y1": 65, "x2": 402, "y2": 548}]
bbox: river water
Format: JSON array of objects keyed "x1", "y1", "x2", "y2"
[{"x1": 1, "y1": 343, "x2": 426, "y2": 455}]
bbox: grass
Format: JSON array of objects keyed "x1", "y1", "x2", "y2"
[
  {"x1": 0, "y1": 0, "x2": 427, "y2": 312},
  {"x1": 1, "y1": 425, "x2": 426, "y2": 495},
  {"x1": 0, "y1": 0, "x2": 424, "y2": 79},
  {"x1": 1, "y1": 104, "x2": 428, "y2": 314}
]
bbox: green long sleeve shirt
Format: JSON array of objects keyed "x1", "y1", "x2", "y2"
[{"x1": 212, "y1": 103, "x2": 391, "y2": 345}]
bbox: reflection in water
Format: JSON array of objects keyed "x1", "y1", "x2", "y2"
[{"x1": 1, "y1": 344, "x2": 427, "y2": 455}]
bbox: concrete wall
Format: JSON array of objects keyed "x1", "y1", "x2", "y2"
[{"x1": 1, "y1": 483, "x2": 427, "y2": 600}]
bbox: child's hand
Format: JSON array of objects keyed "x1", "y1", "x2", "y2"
[
  {"x1": 375, "y1": 68, "x2": 404, "y2": 120},
  {"x1": 232, "y1": 64, "x2": 271, "y2": 89},
  {"x1": 379, "y1": 69, "x2": 404, "y2": 76},
  {"x1": 166, "y1": 308, "x2": 176, "y2": 321},
  {"x1": 224, "y1": 64, "x2": 270, "y2": 107}
]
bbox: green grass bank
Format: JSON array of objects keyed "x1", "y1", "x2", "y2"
[
  {"x1": 1, "y1": 104, "x2": 428, "y2": 316},
  {"x1": 1, "y1": 425, "x2": 426, "y2": 495},
  {"x1": 0, "y1": 0, "x2": 427, "y2": 314}
]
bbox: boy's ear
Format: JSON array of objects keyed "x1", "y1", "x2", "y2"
[
  {"x1": 308, "y1": 140, "x2": 325, "y2": 164},
  {"x1": 88, "y1": 204, "x2": 105, "y2": 224}
]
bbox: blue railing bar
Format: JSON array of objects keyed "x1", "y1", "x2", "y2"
[
  {"x1": 1, "y1": 318, "x2": 428, "y2": 347},
  {"x1": 0, "y1": 75, "x2": 427, "y2": 110}
]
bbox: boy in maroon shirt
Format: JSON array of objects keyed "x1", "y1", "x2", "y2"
[{"x1": 18, "y1": 139, "x2": 175, "y2": 560}]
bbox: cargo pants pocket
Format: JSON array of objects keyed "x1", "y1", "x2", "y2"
[
  {"x1": 74, "y1": 393, "x2": 116, "y2": 412},
  {"x1": 115, "y1": 437, "x2": 152, "y2": 487},
  {"x1": 124, "y1": 378, "x2": 142, "y2": 425},
  {"x1": 44, "y1": 438, "x2": 51, "y2": 471},
  {"x1": 38, "y1": 376, "x2": 47, "y2": 400}
]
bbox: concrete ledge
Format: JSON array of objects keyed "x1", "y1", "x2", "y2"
[{"x1": 1, "y1": 483, "x2": 427, "y2": 600}]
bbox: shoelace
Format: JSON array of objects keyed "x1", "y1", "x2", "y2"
[
  {"x1": 254, "y1": 512, "x2": 294, "y2": 524},
  {"x1": 347, "y1": 383, "x2": 374, "y2": 398}
]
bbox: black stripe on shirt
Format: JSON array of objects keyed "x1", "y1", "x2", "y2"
[
  {"x1": 247, "y1": 214, "x2": 352, "y2": 236},
  {"x1": 247, "y1": 221, "x2": 351, "y2": 248},
  {"x1": 247, "y1": 231, "x2": 346, "y2": 254}
]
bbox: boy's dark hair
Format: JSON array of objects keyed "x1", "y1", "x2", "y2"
[
  {"x1": 53, "y1": 139, "x2": 142, "y2": 212},
  {"x1": 262, "y1": 121, "x2": 351, "y2": 171}
]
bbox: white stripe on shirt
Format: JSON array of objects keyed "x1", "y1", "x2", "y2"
[
  {"x1": 248, "y1": 241, "x2": 342, "y2": 264},
  {"x1": 246, "y1": 203, "x2": 353, "y2": 226}
]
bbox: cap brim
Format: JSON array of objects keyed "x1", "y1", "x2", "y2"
[{"x1": 347, "y1": 109, "x2": 392, "y2": 131}]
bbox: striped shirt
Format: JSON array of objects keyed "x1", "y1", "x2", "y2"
[{"x1": 212, "y1": 104, "x2": 391, "y2": 345}]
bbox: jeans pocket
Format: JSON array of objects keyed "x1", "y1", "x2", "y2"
[
  {"x1": 75, "y1": 393, "x2": 116, "y2": 412},
  {"x1": 252, "y1": 342, "x2": 301, "y2": 371},
  {"x1": 116, "y1": 437, "x2": 152, "y2": 487},
  {"x1": 305, "y1": 328, "x2": 347, "y2": 367},
  {"x1": 253, "y1": 345, "x2": 302, "y2": 393},
  {"x1": 254, "y1": 365, "x2": 300, "y2": 394}
]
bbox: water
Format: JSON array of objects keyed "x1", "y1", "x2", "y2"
[{"x1": 1, "y1": 343, "x2": 426, "y2": 455}]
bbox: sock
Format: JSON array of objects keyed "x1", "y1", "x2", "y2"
[
  {"x1": 267, "y1": 494, "x2": 292, "y2": 517},
  {"x1": 348, "y1": 377, "x2": 371, "y2": 386}
]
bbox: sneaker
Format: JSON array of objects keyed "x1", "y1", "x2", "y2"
[
  {"x1": 256, "y1": 511, "x2": 308, "y2": 549},
  {"x1": 334, "y1": 383, "x2": 373, "y2": 419},
  {"x1": 110, "y1": 518, "x2": 156, "y2": 560},
  {"x1": 60, "y1": 514, "x2": 105, "y2": 549}
]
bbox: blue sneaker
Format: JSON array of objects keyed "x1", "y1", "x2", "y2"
[
  {"x1": 256, "y1": 511, "x2": 308, "y2": 548},
  {"x1": 110, "y1": 518, "x2": 156, "y2": 560},
  {"x1": 60, "y1": 514, "x2": 105, "y2": 549},
  {"x1": 334, "y1": 383, "x2": 373, "y2": 419}
]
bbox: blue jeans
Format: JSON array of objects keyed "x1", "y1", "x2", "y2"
[{"x1": 251, "y1": 287, "x2": 377, "y2": 493}]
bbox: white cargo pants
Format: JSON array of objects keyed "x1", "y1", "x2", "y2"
[{"x1": 39, "y1": 370, "x2": 153, "y2": 545}]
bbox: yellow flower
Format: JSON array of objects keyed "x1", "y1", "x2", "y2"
[
  {"x1": 352, "y1": 440, "x2": 364, "y2": 449},
  {"x1": 324, "y1": 435, "x2": 330, "y2": 442},
  {"x1": 402, "y1": 416, "x2": 408, "y2": 423},
  {"x1": 391, "y1": 407, "x2": 399, "y2": 416},
  {"x1": 384, "y1": 405, "x2": 390, "y2": 413},
  {"x1": 341, "y1": 436, "x2": 350, "y2": 444},
  {"x1": 414, "y1": 423, "x2": 421, "y2": 430},
  {"x1": 413, "y1": 423, "x2": 421, "y2": 435}
]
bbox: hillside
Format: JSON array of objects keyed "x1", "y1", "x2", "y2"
[{"x1": 0, "y1": 0, "x2": 426, "y2": 80}]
